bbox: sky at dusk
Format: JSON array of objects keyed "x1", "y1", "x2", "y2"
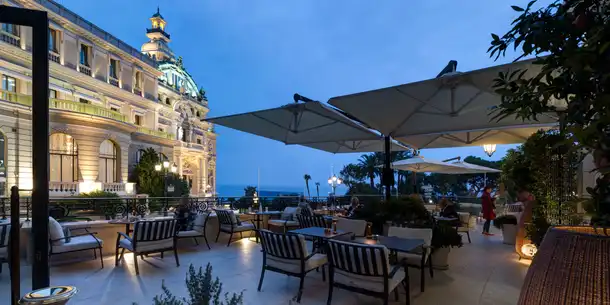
[{"x1": 57, "y1": 0, "x2": 550, "y2": 194}]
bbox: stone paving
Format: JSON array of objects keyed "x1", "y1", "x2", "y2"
[{"x1": 0, "y1": 225, "x2": 528, "y2": 305}]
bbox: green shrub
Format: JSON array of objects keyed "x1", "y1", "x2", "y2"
[
  {"x1": 78, "y1": 190, "x2": 119, "y2": 198},
  {"x1": 492, "y1": 215, "x2": 518, "y2": 230}
]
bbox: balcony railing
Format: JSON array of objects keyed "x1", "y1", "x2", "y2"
[
  {"x1": 133, "y1": 87, "x2": 142, "y2": 96},
  {"x1": 136, "y1": 126, "x2": 175, "y2": 140},
  {"x1": 49, "y1": 181, "x2": 79, "y2": 196},
  {"x1": 108, "y1": 77, "x2": 119, "y2": 87},
  {"x1": 78, "y1": 64, "x2": 92, "y2": 76},
  {"x1": 48, "y1": 51, "x2": 60, "y2": 63},
  {"x1": 0, "y1": 30, "x2": 20, "y2": 47},
  {"x1": 50, "y1": 98, "x2": 128, "y2": 122},
  {"x1": 102, "y1": 182, "x2": 125, "y2": 193},
  {"x1": 0, "y1": 89, "x2": 32, "y2": 107}
]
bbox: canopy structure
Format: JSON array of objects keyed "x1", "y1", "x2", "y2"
[
  {"x1": 390, "y1": 156, "x2": 466, "y2": 173},
  {"x1": 328, "y1": 59, "x2": 559, "y2": 198},
  {"x1": 445, "y1": 161, "x2": 501, "y2": 174},
  {"x1": 205, "y1": 97, "x2": 408, "y2": 154}
]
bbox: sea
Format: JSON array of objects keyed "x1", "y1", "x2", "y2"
[{"x1": 216, "y1": 184, "x2": 347, "y2": 197}]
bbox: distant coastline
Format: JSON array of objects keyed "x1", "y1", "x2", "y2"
[{"x1": 216, "y1": 184, "x2": 347, "y2": 197}]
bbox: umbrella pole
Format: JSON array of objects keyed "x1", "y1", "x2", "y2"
[{"x1": 383, "y1": 136, "x2": 392, "y2": 201}]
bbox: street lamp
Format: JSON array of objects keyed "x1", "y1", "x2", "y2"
[
  {"x1": 327, "y1": 175, "x2": 342, "y2": 195},
  {"x1": 482, "y1": 144, "x2": 497, "y2": 157}
]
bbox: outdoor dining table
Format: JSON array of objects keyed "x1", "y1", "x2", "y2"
[
  {"x1": 354, "y1": 236, "x2": 425, "y2": 253},
  {"x1": 288, "y1": 227, "x2": 351, "y2": 253},
  {"x1": 244, "y1": 210, "x2": 282, "y2": 243}
]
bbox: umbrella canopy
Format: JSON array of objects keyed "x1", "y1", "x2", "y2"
[
  {"x1": 328, "y1": 59, "x2": 558, "y2": 144},
  {"x1": 205, "y1": 101, "x2": 408, "y2": 153},
  {"x1": 390, "y1": 156, "x2": 467, "y2": 173},
  {"x1": 437, "y1": 161, "x2": 502, "y2": 174}
]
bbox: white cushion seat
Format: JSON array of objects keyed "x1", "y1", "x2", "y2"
[
  {"x1": 221, "y1": 222, "x2": 255, "y2": 232},
  {"x1": 267, "y1": 253, "x2": 327, "y2": 273},
  {"x1": 0, "y1": 247, "x2": 7, "y2": 259},
  {"x1": 336, "y1": 218, "x2": 368, "y2": 237},
  {"x1": 268, "y1": 219, "x2": 299, "y2": 227},
  {"x1": 48, "y1": 217, "x2": 65, "y2": 245},
  {"x1": 333, "y1": 265, "x2": 405, "y2": 293},
  {"x1": 177, "y1": 230, "x2": 201, "y2": 237},
  {"x1": 119, "y1": 237, "x2": 173, "y2": 253},
  {"x1": 53, "y1": 235, "x2": 103, "y2": 253}
]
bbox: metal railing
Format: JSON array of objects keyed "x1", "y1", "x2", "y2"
[
  {"x1": 136, "y1": 126, "x2": 175, "y2": 140},
  {"x1": 78, "y1": 64, "x2": 91, "y2": 76},
  {"x1": 108, "y1": 77, "x2": 119, "y2": 87},
  {"x1": 50, "y1": 98, "x2": 127, "y2": 122},
  {"x1": 48, "y1": 51, "x2": 60, "y2": 63},
  {"x1": 0, "y1": 30, "x2": 20, "y2": 47}
]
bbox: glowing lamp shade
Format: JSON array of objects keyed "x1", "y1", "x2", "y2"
[
  {"x1": 520, "y1": 243, "x2": 537, "y2": 259},
  {"x1": 336, "y1": 178, "x2": 343, "y2": 184},
  {"x1": 518, "y1": 227, "x2": 610, "y2": 305},
  {"x1": 162, "y1": 160, "x2": 170, "y2": 169},
  {"x1": 170, "y1": 164, "x2": 177, "y2": 173},
  {"x1": 482, "y1": 144, "x2": 497, "y2": 157},
  {"x1": 154, "y1": 164, "x2": 162, "y2": 171},
  {"x1": 327, "y1": 178, "x2": 332, "y2": 184}
]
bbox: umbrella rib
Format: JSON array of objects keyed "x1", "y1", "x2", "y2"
[
  {"x1": 469, "y1": 130, "x2": 494, "y2": 143},
  {"x1": 441, "y1": 134, "x2": 466, "y2": 143},
  {"x1": 392, "y1": 87, "x2": 444, "y2": 135},
  {"x1": 303, "y1": 105, "x2": 376, "y2": 137},
  {"x1": 498, "y1": 129, "x2": 529, "y2": 141},
  {"x1": 454, "y1": 90, "x2": 483, "y2": 115},
  {"x1": 251, "y1": 113, "x2": 293, "y2": 133},
  {"x1": 418, "y1": 134, "x2": 444, "y2": 149}
]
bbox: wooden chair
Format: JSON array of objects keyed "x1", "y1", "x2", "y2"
[
  {"x1": 326, "y1": 239, "x2": 409, "y2": 305},
  {"x1": 115, "y1": 219, "x2": 179, "y2": 275},
  {"x1": 257, "y1": 230, "x2": 327, "y2": 303},
  {"x1": 388, "y1": 226, "x2": 433, "y2": 292},
  {"x1": 214, "y1": 209, "x2": 255, "y2": 246}
]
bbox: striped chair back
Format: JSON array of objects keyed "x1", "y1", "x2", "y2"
[
  {"x1": 215, "y1": 209, "x2": 236, "y2": 226},
  {"x1": 327, "y1": 239, "x2": 390, "y2": 277},
  {"x1": 299, "y1": 204, "x2": 314, "y2": 217},
  {"x1": 259, "y1": 229, "x2": 307, "y2": 260},
  {"x1": 296, "y1": 214, "x2": 329, "y2": 229},
  {"x1": 0, "y1": 223, "x2": 10, "y2": 249},
  {"x1": 132, "y1": 219, "x2": 177, "y2": 251}
]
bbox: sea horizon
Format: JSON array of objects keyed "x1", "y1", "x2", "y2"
[{"x1": 216, "y1": 184, "x2": 348, "y2": 197}]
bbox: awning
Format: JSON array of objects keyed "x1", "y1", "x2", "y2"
[{"x1": 205, "y1": 100, "x2": 408, "y2": 153}]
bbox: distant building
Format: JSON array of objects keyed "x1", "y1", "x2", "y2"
[{"x1": 0, "y1": 1, "x2": 216, "y2": 196}]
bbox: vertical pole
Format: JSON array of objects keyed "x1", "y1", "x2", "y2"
[
  {"x1": 383, "y1": 136, "x2": 392, "y2": 201},
  {"x1": 10, "y1": 186, "x2": 20, "y2": 305},
  {"x1": 31, "y1": 12, "x2": 50, "y2": 290}
]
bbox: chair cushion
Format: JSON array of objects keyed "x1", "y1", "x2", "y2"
[
  {"x1": 281, "y1": 207, "x2": 298, "y2": 221},
  {"x1": 267, "y1": 253, "x2": 327, "y2": 273},
  {"x1": 221, "y1": 223, "x2": 255, "y2": 232},
  {"x1": 396, "y1": 251, "x2": 428, "y2": 265},
  {"x1": 52, "y1": 235, "x2": 102, "y2": 253},
  {"x1": 120, "y1": 238, "x2": 174, "y2": 253},
  {"x1": 268, "y1": 219, "x2": 299, "y2": 227},
  {"x1": 388, "y1": 227, "x2": 433, "y2": 247},
  {"x1": 336, "y1": 218, "x2": 368, "y2": 237},
  {"x1": 333, "y1": 265, "x2": 405, "y2": 293},
  {"x1": 192, "y1": 213, "x2": 208, "y2": 233},
  {"x1": 48, "y1": 217, "x2": 65, "y2": 245},
  {"x1": 0, "y1": 247, "x2": 7, "y2": 259},
  {"x1": 177, "y1": 230, "x2": 202, "y2": 237}
]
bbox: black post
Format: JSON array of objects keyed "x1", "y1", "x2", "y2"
[
  {"x1": 31, "y1": 11, "x2": 50, "y2": 289},
  {"x1": 10, "y1": 186, "x2": 20, "y2": 305},
  {"x1": 383, "y1": 136, "x2": 393, "y2": 201},
  {"x1": 163, "y1": 173, "x2": 168, "y2": 216}
]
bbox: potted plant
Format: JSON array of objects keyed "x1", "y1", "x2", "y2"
[
  {"x1": 493, "y1": 215, "x2": 519, "y2": 245},
  {"x1": 430, "y1": 221, "x2": 463, "y2": 270},
  {"x1": 138, "y1": 263, "x2": 243, "y2": 305}
]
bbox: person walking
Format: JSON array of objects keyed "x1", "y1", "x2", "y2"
[{"x1": 481, "y1": 186, "x2": 496, "y2": 236}]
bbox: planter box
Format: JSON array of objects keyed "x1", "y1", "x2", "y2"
[
  {"x1": 431, "y1": 247, "x2": 450, "y2": 270},
  {"x1": 502, "y1": 224, "x2": 518, "y2": 245}
]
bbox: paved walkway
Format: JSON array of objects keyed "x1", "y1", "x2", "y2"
[{"x1": 0, "y1": 225, "x2": 528, "y2": 304}]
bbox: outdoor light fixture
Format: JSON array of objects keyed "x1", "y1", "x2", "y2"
[
  {"x1": 482, "y1": 144, "x2": 497, "y2": 157},
  {"x1": 520, "y1": 243, "x2": 538, "y2": 259},
  {"x1": 328, "y1": 174, "x2": 342, "y2": 195},
  {"x1": 163, "y1": 160, "x2": 170, "y2": 169},
  {"x1": 154, "y1": 164, "x2": 162, "y2": 171},
  {"x1": 171, "y1": 163, "x2": 178, "y2": 173}
]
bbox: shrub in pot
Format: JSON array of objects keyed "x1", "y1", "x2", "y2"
[
  {"x1": 493, "y1": 215, "x2": 519, "y2": 245},
  {"x1": 430, "y1": 221, "x2": 463, "y2": 270}
]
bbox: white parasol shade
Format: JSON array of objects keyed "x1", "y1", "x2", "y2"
[
  {"x1": 390, "y1": 156, "x2": 466, "y2": 173},
  {"x1": 328, "y1": 59, "x2": 558, "y2": 144},
  {"x1": 205, "y1": 101, "x2": 408, "y2": 153},
  {"x1": 435, "y1": 161, "x2": 502, "y2": 174}
]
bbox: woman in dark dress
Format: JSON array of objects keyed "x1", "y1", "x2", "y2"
[
  {"x1": 481, "y1": 186, "x2": 496, "y2": 236},
  {"x1": 438, "y1": 198, "x2": 459, "y2": 219}
]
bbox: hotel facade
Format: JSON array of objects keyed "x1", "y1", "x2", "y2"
[{"x1": 0, "y1": 0, "x2": 216, "y2": 197}]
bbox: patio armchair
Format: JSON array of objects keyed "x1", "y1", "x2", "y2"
[
  {"x1": 257, "y1": 229, "x2": 327, "y2": 303},
  {"x1": 388, "y1": 226, "x2": 433, "y2": 292},
  {"x1": 268, "y1": 207, "x2": 300, "y2": 233},
  {"x1": 335, "y1": 218, "x2": 368, "y2": 238},
  {"x1": 176, "y1": 211, "x2": 211, "y2": 249},
  {"x1": 0, "y1": 222, "x2": 10, "y2": 274},
  {"x1": 296, "y1": 214, "x2": 329, "y2": 229},
  {"x1": 456, "y1": 212, "x2": 474, "y2": 243},
  {"x1": 326, "y1": 239, "x2": 409, "y2": 305},
  {"x1": 214, "y1": 209, "x2": 256, "y2": 246},
  {"x1": 115, "y1": 219, "x2": 179, "y2": 275},
  {"x1": 48, "y1": 217, "x2": 104, "y2": 268}
]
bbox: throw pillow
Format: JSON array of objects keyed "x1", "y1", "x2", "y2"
[
  {"x1": 62, "y1": 227, "x2": 72, "y2": 243},
  {"x1": 229, "y1": 211, "x2": 242, "y2": 226},
  {"x1": 48, "y1": 217, "x2": 65, "y2": 245}
]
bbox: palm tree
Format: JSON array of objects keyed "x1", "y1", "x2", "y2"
[
  {"x1": 303, "y1": 174, "x2": 312, "y2": 198},
  {"x1": 358, "y1": 154, "x2": 379, "y2": 189},
  {"x1": 315, "y1": 182, "x2": 320, "y2": 198}
]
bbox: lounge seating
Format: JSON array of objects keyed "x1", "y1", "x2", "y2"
[
  {"x1": 456, "y1": 212, "x2": 474, "y2": 243},
  {"x1": 257, "y1": 230, "x2": 327, "y2": 303},
  {"x1": 215, "y1": 209, "x2": 256, "y2": 246},
  {"x1": 176, "y1": 212, "x2": 211, "y2": 249},
  {"x1": 335, "y1": 218, "x2": 367, "y2": 237},
  {"x1": 326, "y1": 239, "x2": 408, "y2": 305},
  {"x1": 0, "y1": 223, "x2": 9, "y2": 274},
  {"x1": 267, "y1": 207, "x2": 300, "y2": 233},
  {"x1": 48, "y1": 217, "x2": 104, "y2": 268},
  {"x1": 388, "y1": 226, "x2": 433, "y2": 292},
  {"x1": 115, "y1": 219, "x2": 179, "y2": 275}
]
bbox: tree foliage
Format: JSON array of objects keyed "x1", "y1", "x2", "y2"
[
  {"x1": 131, "y1": 148, "x2": 190, "y2": 197},
  {"x1": 490, "y1": 0, "x2": 610, "y2": 225}
]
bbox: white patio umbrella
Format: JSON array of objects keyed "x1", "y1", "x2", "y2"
[
  {"x1": 390, "y1": 156, "x2": 467, "y2": 173},
  {"x1": 205, "y1": 98, "x2": 408, "y2": 153}
]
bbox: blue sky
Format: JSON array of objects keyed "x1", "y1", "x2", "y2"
[{"x1": 58, "y1": 0, "x2": 547, "y2": 193}]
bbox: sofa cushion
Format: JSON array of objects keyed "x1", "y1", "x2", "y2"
[
  {"x1": 281, "y1": 207, "x2": 298, "y2": 221},
  {"x1": 268, "y1": 219, "x2": 299, "y2": 227},
  {"x1": 48, "y1": 217, "x2": 65, "y2": 245},
  {"x1": 333, "y1": 265, "x2": 405, "y2": 293},
  {"x1": 120, "y1": 238, "x2": 173, "y2": 253},
  {"x1": 192, "y1": 213, "x2": 208, "y2": 233},
  {"x1": 52, "y1": 235, "x2": 102, "y2": 253},
  {"x1": 221, "y1": 223, "x2": 255, "y2": 233},
  {"x1": 177, "y1": 230, "x2": 202, "y2": 238},
  {"x1": 267, "y1": 253, "x2": 327, "y2": 273}
]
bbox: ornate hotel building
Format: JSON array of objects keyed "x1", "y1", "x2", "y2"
[{"x1": 0, "y1": 0, "x2": 217, "y2": 197}]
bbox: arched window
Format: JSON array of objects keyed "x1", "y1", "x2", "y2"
[
  {"x1": 165, "y1": 97, "x2": 171, "y2": 105},
  {"x1": 50, "y1": 133, "x2": 78, "y2": 182},
  {"x1": 99, "y1": 140, "x2": 118, "y2": 183}
]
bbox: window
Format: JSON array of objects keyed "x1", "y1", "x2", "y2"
[
  {"x1": 109, "y1": 58, "x2": 119, "y2": 79},
  {"x1": 79, "y1": 44, "x2": 90, "y2": 67},
  {"x1": 196, "y1": 138, "x2": 202, "y2": 144},
  {"x1": 49, "y1": 89, "x2": 57, "y2": 99},
  {"x1": 1, "y1": 23, "x2": 18, "y2": 36},
  {"x1": 110, "y1": 107, "x2": 119, "y2": 112},
  {"x1": 196, "y1": 111, "x2": 200, "y2": 117},
  {"x1": 98, "y1": 140, "x2": 117, "y2": 183},
  {"x1": 79, "y1": 98, "x2": 89, "y2": 104},
  {"x1": 135, "y1": 149, "x2": 145, "y2": 163},
  {"x1": 48, "y1": 28, "x2": 59, "y2": 53},
  {"x1": 1, "y1": 76, "x2": 16, "y2": 92},
  {"x1": 134, "y1": 115, "x2": 142, "y2": 126},
  {"x1": 49, "y1": 133, "x2": 78, "y2": 182},
  {"x1": 165, "y1": 98, "x2": 170, "y2": 105}
]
